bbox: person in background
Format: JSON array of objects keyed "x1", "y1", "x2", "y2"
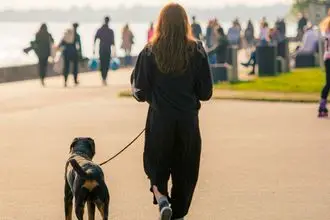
[
  {"x1": 207, "y1": 27, "x2": 229, "y2": 64},
  {"x1": 191, "y1": 16, "x2": 202, "y2": 40},
  {"x1": 319, "y1": 18, "x2": 330, "y2": 117},
  {"x1": 261, "y1": 16, "x2": 268, "y2": 26},
  {"x1": 34, "y1": 23, "x2": 54, "y2": 86},
  {"x1": 294, "y1": 23, "x2": 318, "y2": 56},
  {"x1": 275, "y1": 18, "x2": 281, "y2": 32},
  {"x1": 233, "y1": 17, "x2": 242, "y2": 32},
  {"x1": 276, "y1": 18, "x2": 286, "y2": 37},
  {"x1": 73, "y1": 23, "x2": 82, "y2": 60},
  {"x1": 147, "y1": 22, "x2": 154, "y2": 43},
  {"x1": 205, "y1": 20, "x2": 214, "y2": 48},
  {"x1": 241, "y1": 47, "x2": 257, "y2": 75},
  {"x1": 244, "y1": 19, "x2": 255, "y2": 52},
  {"x1": 59, "y1": 25, "x2": 81, "y2": 87},
  {"x1": 94, "y1": 16, "x2": 115, "y2": 86},
  {"x1": 73, "y1": 23, "x2": 82, "y2": 82},
  {"x1": 281, "y1": 19, "x2": 287, "y2": 36},
  {"x1": 297, "y1": 12, "x2": 308, "y2": 41},
  {"x1": 274, "y1": 19, "x2": 287, "y2": 58},
  {"x1": 319, "y1": 8, "x2": 330, "y2": 35},
  {"x1": 227, "y1": 20, "x2": 241, "y2": 47},
  {"x1": 206, "y1": 19, "x2": 219, "y2": 64},
  {"x1": 211, "y1": 19, "x2": 220, "y2": 46},
  {"x1": 259, "y1": 21, "x2": 269, "y2": 45},
  {"x1": 131, "y1": 3, "x2": 213, "y2": 220},
  {"x1": 121, "y1": 24, "x2": 134, "y2": 66},
  {"x1": 269, "y1": 27, "x2": 282, "y2": 45}
]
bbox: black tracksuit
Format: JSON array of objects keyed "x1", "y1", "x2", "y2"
[
  {"x1": 60, "y1": 33, "x2": 82, "y2": 84},
  {"x1": 130, "y1": 42, "x2": 213, "y2": 219},
  {"x1": 95, "y1": 25, "x2": 115, "y2": 81},
  {"x1": 34, "y1": 32, "x2": 54, "y2": 82}
]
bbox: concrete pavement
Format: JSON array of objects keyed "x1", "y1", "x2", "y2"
[{"x1": 0, "y1": 69, "x2": 329, "y2": 220}]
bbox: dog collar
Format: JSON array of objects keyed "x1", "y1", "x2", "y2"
[{"x1": 73, "y1": 152, "x2": 92, "y2": 160}]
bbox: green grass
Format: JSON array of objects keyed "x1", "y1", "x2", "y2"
[
  {"x1": 215, "y1": 68, "x2": 324, "y2": 93},
  {"x1": 118, "y1": 68, "x2": 322, "y2": 103}
]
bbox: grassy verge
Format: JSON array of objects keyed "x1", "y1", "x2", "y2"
[
  {"x1": 118, "y1": 68, "x2": 323, "y2": 103},
  {"x1": 211, "y1": 90, "x2": 318, "y2": 103},
  {"x1": 215, "y1": 68, "x2": 324, "y2": 93}
]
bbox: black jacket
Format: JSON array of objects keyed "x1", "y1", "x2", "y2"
[
  {"x1": 34, "y1": 32, "x2": 54, "y2": 59},
  {"x1": 131, "y1": 42, "x2": 213, "y2": 115}
]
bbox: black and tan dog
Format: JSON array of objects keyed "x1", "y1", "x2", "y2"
[{"x1": 65, "y1": 137, "x2": 109, "y2": 220}]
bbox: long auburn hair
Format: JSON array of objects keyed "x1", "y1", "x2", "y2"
[{"x1": 150, "y1": 3, "x2": 196, "y2": 74}]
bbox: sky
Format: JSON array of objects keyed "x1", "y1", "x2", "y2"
[{"x1": 0, "y1": 0, "x2": 291, "y2": 10}]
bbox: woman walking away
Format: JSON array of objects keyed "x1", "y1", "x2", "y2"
[
  {"x1": 318, "y1": 19, "x2": 330, "y2": 117},
  {"x1": 59, "y1": 27, "x2": 80, "y2": 87},
  {"x1": 121, "y1": 24, "x2": 134, "y2": 66},
  {"x1": 34, "y1": 23, "x2": 54, "y2": 86},
  {"x1": 131, "y1": 3, "x2": 213, "y2": 220}
]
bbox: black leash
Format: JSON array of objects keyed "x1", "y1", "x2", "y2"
[{"x1": 99, "y1": 128, "x2": 146, "y2": 166}]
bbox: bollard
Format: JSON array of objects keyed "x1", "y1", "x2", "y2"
[
  {"x1": 284, "y1": 38, "x2": 291, "y2": 72},
  {"x1": 227, "y1": 46, "x2": 238, "y2": 82},
  {"x1": 256, "y1": 44, "x2": 278, "y2": 76},
  {"x1": 277, "y1": 38, "x2": 290, "y2": 72},
  {"x1": 295, "y1": 53, "x2": 316, "y2": 67},
  {"x1": 210, "y1": 63, "x2": 229, "y2": 83},
  {"x1": 276, "y1": 57, "x2": 285, "y2": 73}
]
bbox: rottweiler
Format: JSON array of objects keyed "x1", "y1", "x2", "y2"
[{"x1": 64, "y1": 137, "x2": 110, "y2": 220}]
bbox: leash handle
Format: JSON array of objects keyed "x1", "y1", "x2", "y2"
[{"x1": 99, "y1": 128, "x2": 145, "y2": 166}]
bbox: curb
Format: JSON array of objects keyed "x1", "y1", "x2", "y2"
[{"x1": 118, "y1": 90, "x2": 319, "y2": 104}]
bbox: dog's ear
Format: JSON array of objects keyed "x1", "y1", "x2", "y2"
[
  {"x1": 87, "y1": 138, "x2": 96, "y2": 157},
  {"x1": 70, "y1": 138, "x2": 80, "y2": 153}
]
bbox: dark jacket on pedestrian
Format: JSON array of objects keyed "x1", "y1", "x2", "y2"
[
  {"x1": 60, "y1": 29, "x2": 82, "y2": 58},
  {"x1": 34, "y1": 31, "x2": 54, "y2": 59},
  {"x1": 131, "y1": 42, "x2": 213, "y2": 115},
  {"x1": 95, "y1": 24, "x2": 115, "y2": 53}
]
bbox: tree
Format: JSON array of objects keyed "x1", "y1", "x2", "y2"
[{"x1": 292, "y1": 0, "x2": 329, "y2": 13}]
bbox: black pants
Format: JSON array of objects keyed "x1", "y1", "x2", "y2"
[
  {"x1": 321, "y1": 60, "x2": 330, "y2": 100},
  {"x1": 38, "y1": 57, "x2": 48, "y2": 81},
  {"x1": 144, "y1": 107, "x2": 201, "y2": 219},
  {"x1": 99, "y1": 51, "x2": 111, "y2": 81},
  {"x1": 63, "y1": 54, "x2": 79, "y2": 83},
  {"x1": 247, "y1": 50, "x2": 256, "y2": 73}
]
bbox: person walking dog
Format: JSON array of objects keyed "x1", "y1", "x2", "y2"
[{"x1": 130, "y1": 3, "x2": 213, "y2": 220}]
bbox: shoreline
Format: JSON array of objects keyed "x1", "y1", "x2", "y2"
[{"x1": 0, "y1": 56, "x2": 137, "y2": 84}]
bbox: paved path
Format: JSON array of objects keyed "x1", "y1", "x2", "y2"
[{"x1": 0, "y1": 69, "x2": 329, "y2": 220}]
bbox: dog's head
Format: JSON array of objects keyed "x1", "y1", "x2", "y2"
[{"x1": 70, "y1": 137, "x2": 96, "y2": 159}]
